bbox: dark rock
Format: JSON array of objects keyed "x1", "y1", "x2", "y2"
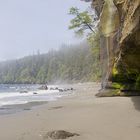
[
  {"x1": 58, "y1": 89, "x2": 64, "y2": 92},
  {"x1": 38, "y1": 85, "x2": 48, "y2": 90},
  {"x1": 20, "y1": 90, "x2": 28, "y2": 93},
  {"x1": 44, "y1": 130, "x2": 80, "y2": 139},
  {"x1": 48, "y1": 106, "x2": 63, "y2": 110},
  {"x1": 70, "y1": 88, "x2": 73, "y2": 90}
]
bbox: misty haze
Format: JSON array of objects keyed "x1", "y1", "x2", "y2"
[
  {"x1": 0, "y1": 0, "x2": 89, "y2": 61},
  {"x1": 0, "y1": 0, "x2": 139, "y2": 140}
]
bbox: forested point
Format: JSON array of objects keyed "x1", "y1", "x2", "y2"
[{"x1": 0, "y1": 42, "x2": 100, "y2": 84}]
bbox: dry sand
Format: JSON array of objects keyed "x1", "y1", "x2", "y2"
[{"x1": 0, "y1": 83, "x2": 140, "y2": 140}]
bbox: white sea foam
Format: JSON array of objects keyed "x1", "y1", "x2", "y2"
[
  {"x1": 0, "y1": 87, "x2": 61, "y2": 107},
  {"x1": 0, "y1": 100, "x2": 28, "y2": 106}
]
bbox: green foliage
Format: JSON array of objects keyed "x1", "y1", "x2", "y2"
[
  {"x1": 135, "y1": 75, "x2": 140, "y2": 90},
  {"x1": 87, "y1": 32, "x2": 100, "y2": 55},
  {"x1": 68, "y1": 7, "x2": 101, "y2": 82},
  {"x1": 112, "y1": 64, "x2": 140, "y2": 90},
  {"x1": 69, "y1": 7, "x2": 96, "y2": 35},
  {"x1": 0, "y1": 42, "x2": 101, "y2": 84},
  {"x1": 112, "y1": 83, "x2": 123, "y2": 89}
]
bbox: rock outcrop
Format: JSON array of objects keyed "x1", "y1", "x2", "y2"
[
  {"x1": 90, "y1": 0, "x2": 140, "y2": 93},
  {"x1": 44, "y1": 130, "x2": 79, "y2": 139}
]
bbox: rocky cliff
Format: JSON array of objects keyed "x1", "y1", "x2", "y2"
[{"x1": 91, "y1": 0, "x2": 140, "y2": 93}]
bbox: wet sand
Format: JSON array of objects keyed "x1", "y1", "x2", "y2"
[{"x1": 0, "y1": 82, "x2": 140, "y2": 140}]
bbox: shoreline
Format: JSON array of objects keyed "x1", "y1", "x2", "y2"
[
  {"x1": 0, "y1": 82, "x2": 140, "y2": 140},
  {"x1": 0, "y1": 101, "x2": 48, "y2": 116},
  {"x1": 0, "y1": 84, "x2": 74, "y2": 115},
  {"x1": 0, "y1": 82, "x2": 99, "y2": 116}
]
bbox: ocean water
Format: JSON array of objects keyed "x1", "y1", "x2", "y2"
[{"x1": 0, "y1": 84, "x2": 61, "y2": 107}]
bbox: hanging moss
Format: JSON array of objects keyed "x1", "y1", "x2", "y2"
[
  {"x1": 112, "y1": 66, "x2": 119, "y2": 75},
  {"x1": 111, "y1": 63, "x2": 140, "y2": 91},
  {"x1": 135, "y1": 75, "x2": 140, "y2": 90},
  {"x1": 111, "y1": 82, "x2": 123, "y2": 89}
]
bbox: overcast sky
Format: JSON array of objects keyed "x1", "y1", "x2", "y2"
[{"x1": 0, "y1": 0, "x2": 91, "y2": 61}]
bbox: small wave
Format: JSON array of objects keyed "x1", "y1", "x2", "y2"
[
  {"x1": 0, "y1": 100, "x2": 28, "y2": 106},
  {"x1": 0, "y1": 89, "x2": 61, "y2": 107}
]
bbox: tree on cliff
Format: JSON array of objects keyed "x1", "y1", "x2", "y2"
[
  {"x1": 68, "y1": 7, "x2": 99, "y2": 49},
  {"x1": 68, "y1": 7, "x2": 97, "y2": 35},
  {"x1": 68, "y1": 7, "x2": 101, "y2": 81}
]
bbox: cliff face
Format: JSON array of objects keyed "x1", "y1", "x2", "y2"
[{"x1": 92, "y1": 0, "x2": 140, "y2": 91}]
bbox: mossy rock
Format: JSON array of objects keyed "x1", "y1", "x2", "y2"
[
  {"x1": 96, "y1": 89, "x2": 140, "y2": 97},
  {"x1": 111, "y1": 82, "x2": 123, "y2": 89},
  {"x1": 135, "y1": 75, "x2": 140, "y2": 90},
  {"x1": 96, "y1": 89, "x2": 120, "y2": 97}
]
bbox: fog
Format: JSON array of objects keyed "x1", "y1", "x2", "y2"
[{"x1": 0, "y1": 0, "x2": 90, "y2": 61}]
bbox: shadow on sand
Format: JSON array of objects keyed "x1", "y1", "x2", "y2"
[{"x1": 131, "y1": 96, "x2": 140, "y2": 111}]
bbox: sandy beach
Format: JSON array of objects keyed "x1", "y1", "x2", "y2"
[{"x1": 0, "y1": 82, "x2": 140, "y2": 140}]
